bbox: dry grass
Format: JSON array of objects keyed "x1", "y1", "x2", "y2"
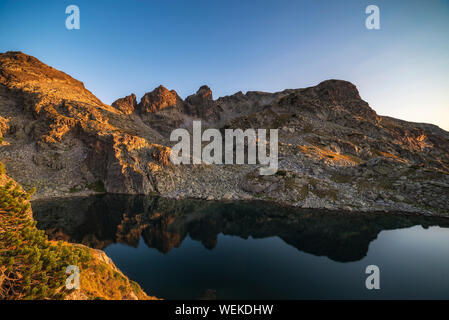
[
  {"x1": 330, "y1": 173, "x2": 353, "y2": 184},
  {"x1": 297, "y1": 145, "x2": 362, "y2": 165},
  {"x1": 75, "y1": 248, "x2": 155, "y2": 300}
]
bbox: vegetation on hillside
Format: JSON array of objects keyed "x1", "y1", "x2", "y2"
[{"x1": 0, "y1": 162, "x2": 153, "y2": 300}]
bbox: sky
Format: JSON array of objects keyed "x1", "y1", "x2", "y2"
[{"x1": 0, "y1": 0, "x2": 448, "y2": 130}]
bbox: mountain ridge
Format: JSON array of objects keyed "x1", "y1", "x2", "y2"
[{"x1": 0, "y1": 51, "x2": 448, "y2": 215}]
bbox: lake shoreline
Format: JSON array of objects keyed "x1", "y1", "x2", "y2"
[{"x1": 31, "y1": 191, "x2": 449, "y2": 219}]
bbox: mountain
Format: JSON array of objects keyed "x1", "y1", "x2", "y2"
[{"x1": 0, "y1": 51, "x2": 448, "y2": 215}]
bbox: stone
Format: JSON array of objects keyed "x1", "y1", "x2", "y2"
[
  {"x1": 138, "y1": 85, "x2": 183, "y2": 113},
  {"x1": 111, "y1": 94, "x2": 137, "y2": 114}
]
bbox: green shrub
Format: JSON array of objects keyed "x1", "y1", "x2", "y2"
[
  {"x1": 0, "y1": 162, "x2": 5, "y2": 175},
  {"x1": 0, "y1": 178, "x2": 91, "y2": 300},
  {"x1": 86, "y1": 180, "x2": 106, "y2": 193}
]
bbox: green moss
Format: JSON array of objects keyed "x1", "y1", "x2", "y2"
[
  {"x1": 312, "y1": 187, "x2": 338, "y2": 201},
  {"x1": 276, "y1": 170, "x2": 287, "y2": 177},
  {"x1": 86, "y1": 180, "x2": 106, "y2": 193},
  {"x1": 272, "y1": 113, "x2": 293, "y2": 128},
  {"x1": 129, "y1": 281, "x2": 141, "y2": 294},
  {"x1": 0, "y1": 180, "x2": 92, "y2": 299},
  {"x1": 356, "y1": 177, "x2": 395, "y2": 192},
  {"x1": 377, "y1": 179, "x2": 395, "y2": 190},
  {"x1": 118, "y1": 285, "x2": 127, "y2": 293},
  {"x1": 302, "y1": 123, "x2": 314, "y2": 134},
  {"x1": 297, "y1": 185, "x2": 309, "y2": 201},
  {"x1": 306, "y1": 177, "x2": 338, "y2": 200},
  {"x1": 69, "y1": 185, "x2": 83, "y2": 193},
  {"x1": 330, "y1": 173, "x2": 353, "y2": 184}
]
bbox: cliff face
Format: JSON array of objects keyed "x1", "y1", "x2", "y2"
[
  {"x1": 0, "y1": 51, "x2": 449, "y2": 215},
  {"x1": 0, "y1": 51, "x2": 167, "y2": 196}
]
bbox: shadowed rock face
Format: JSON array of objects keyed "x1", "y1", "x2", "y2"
[
  {"x1": 1, "y1": 51, "x2": 449, "y2": 214},
  {"x1": 32, "y1": 195, "x2": 449, "y2": 262},
  {"x1": 184, "y1": 85, "x2": 221, "y2": 120}
]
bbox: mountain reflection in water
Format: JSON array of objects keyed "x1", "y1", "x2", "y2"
[{"x1": 32, "y1": 195, "x2": 449, "y2": 263}]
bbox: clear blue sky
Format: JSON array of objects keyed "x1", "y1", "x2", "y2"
[{"x1": 1, "y1": 0, "x2": 448, "y2": 130}]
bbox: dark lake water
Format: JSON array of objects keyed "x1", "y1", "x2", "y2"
[{"x1": 32, "y1": 195, "x2": 449, "y2": 300}]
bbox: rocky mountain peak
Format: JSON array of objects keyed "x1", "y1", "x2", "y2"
[
  {"x1": 313, "y1": 80, "x2": 378, "y2": 120},
  {"x1": 111, "y1": 93, "x2": 137, "y2": 115},
  {"x1": 137, "y1": 85, "x2": 182, "y2": 114},
  {"x1": 273, "y1": 79, "x2": 378, "y2": 123},
  {"x1": 0, "y1": 51, "x2": 104, "y2": 110},
  {"x1": 315, "y1": 79, "x2": 362, "y2": 102},
  {"x1": 184, "y1": 85, "x2": 218, "y2": 119},
  {"x1": 196, "y1": 85, "x2": 213, "y2": 100}
]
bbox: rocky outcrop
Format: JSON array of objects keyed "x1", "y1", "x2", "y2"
[
  {"x1": 185, "y1": 85, "x2": 221, "y2": 120},
  {"x1": 0, "y1": 51, "x2": 448, "y2": 215},
  {"x1": 111, "y1": 93, "x2": 137, "y2": 115},
  {"x1": 0, "y1": 51, "x2": 167, "y2": 198},
  {"x1": 138, "y1": 85, "x2": 183, "y2": 114}
]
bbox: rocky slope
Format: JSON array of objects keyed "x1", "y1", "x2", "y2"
[{"x1": 0, "y1": 51, "x2": 448, "y2": 215}]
